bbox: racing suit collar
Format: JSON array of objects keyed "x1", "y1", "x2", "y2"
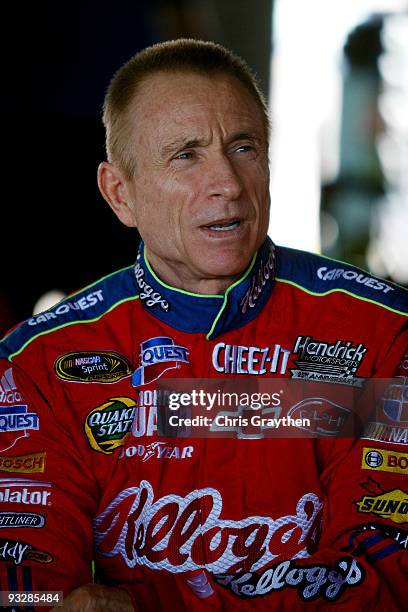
[{"x1": 133, "y1": 238, "x2": 276, "y2": 339}]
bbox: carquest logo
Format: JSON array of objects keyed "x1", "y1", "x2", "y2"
[
  {"x1": 132, "y1": 337, "x2": 189, "y2": 387},
  {"x1": 27, "y1": 289, "x2": 104, "y2": 326},
  {"x1": 317, "y1": 267, "x2": 394, "y2": 294},
  {"x1": 0, "y1": 406, "x2": 40, "y2": 453}
]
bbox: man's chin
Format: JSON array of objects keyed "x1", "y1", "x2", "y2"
[{"x1": 195, "y1": 251, "x2": 255, "y2": 282}]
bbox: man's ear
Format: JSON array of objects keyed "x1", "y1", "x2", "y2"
[{"x1": 97, "y1": 162, "x2": 137, "y2": 228}]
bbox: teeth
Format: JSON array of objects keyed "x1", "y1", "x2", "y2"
[{"x1": 208, "y1": 221, "x2": 240, "y2": 232}]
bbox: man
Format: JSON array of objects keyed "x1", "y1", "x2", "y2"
[{"x1": 0, "y1": 39, "x2": 407, "y2": 611}]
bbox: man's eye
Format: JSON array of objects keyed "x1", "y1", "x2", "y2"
[
  {"x1": 174, "y1": 151, "x2": 194, "y2": 161},
  {"x1": 235, "y1": 145, "x2": 254, "y2": 154}
]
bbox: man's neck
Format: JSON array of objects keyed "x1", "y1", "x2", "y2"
[{"x1": 145, "y1": 250, "x2": 243, "y2": 296}]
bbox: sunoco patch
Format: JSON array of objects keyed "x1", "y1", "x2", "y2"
[{"x1": 55, "y1": 351, "x2": 132, "y2": 383}]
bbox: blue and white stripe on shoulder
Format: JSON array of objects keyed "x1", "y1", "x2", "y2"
[
  {"x1": 0, "y1": 265, "x2": 138, "y2": 360},
  {"x1": 275, "y1": 246, "x2": 408, "y2": 316}
]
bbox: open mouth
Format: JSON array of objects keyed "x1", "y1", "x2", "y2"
[{"x1": 205, "y1": 220, "x2": 241, "y2": 232}]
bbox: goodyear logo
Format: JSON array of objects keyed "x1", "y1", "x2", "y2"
[
  {"x1": 55, "y1": 351, "x2": 132, "y2": 383},
  {"x1": 0, "y1": 452, "x2": 46, "y2": 474},
  {"x1": 362, "y1": 447, "x2": 408, "y2": 475},
  {"x1": 355, "y1": 488, "x2": 408, "y2": 524},
  {"x1": 85, "y1": 397, "x2": 136, "y2": 454}
]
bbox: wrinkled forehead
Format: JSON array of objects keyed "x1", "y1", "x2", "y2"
[{"x1": 127, "y1": 71, "x2": 267, "y2": 141}]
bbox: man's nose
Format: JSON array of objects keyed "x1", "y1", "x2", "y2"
[{"x1": 206, "y1": 154, "x2": 243, "y2": 200}]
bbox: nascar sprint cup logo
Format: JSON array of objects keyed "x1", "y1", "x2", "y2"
[
  {"x1": 290, "y1": 336, "x2": 367, "y2": 387},
  {"x1": 55, "y1": 351, "x2": 132, "y2": 383}
]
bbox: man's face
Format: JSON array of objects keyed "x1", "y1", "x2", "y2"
[{"x1": 123, "y1": 71, "x2": 270, "y2": 290}]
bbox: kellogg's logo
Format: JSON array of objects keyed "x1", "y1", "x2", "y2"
[
  {"x1": 94, "y1": 480, "x2": 322, "y2": 574},
  {"x1": 132, "y1": 337, "x2": 189, "y2": 387},
  {"x1": 55, "y1": 351, "x2": 132, "y2": 383},
  {"x1": 134, "y1": 262, "x2": 169, "y2": 311},
  {"x1": 214, "y1": 557, "x2": 365, "y2": 602},
  {"x1": 240, "y1": 249, "x2": 275, "y2": 314},
  {"x1": 85, "y1": 397, "x2": 136, "y2": 454}
]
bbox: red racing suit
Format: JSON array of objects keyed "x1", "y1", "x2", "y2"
[{"x1": 0, "y1": 239, "x2": 407, "y2": 611}]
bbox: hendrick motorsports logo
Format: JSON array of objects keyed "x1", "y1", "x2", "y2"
[
  {"x1": 132, "y1": 337, "x2": 189, "y2": 387},
  {"x1": 290, "y1": 336, "x2": 367, "y2": 386},
  {"x1": 85, "y1": 397, "x2": 136, "y2": 454},
  {"x1": 55, "y1": 351, "x2": 132, "y2": 383}
]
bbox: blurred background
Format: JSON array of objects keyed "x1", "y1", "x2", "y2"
[{"x1": 2, "y1": 0, "x2": 407, "y2": 334}]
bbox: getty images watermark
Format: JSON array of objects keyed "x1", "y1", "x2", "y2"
[
  {"x1": 166, "y1": 388, "x2": 309, "y2": 431},
  {"x1": 153, "y1": 377, "x2": 405, "y2": 439}
]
